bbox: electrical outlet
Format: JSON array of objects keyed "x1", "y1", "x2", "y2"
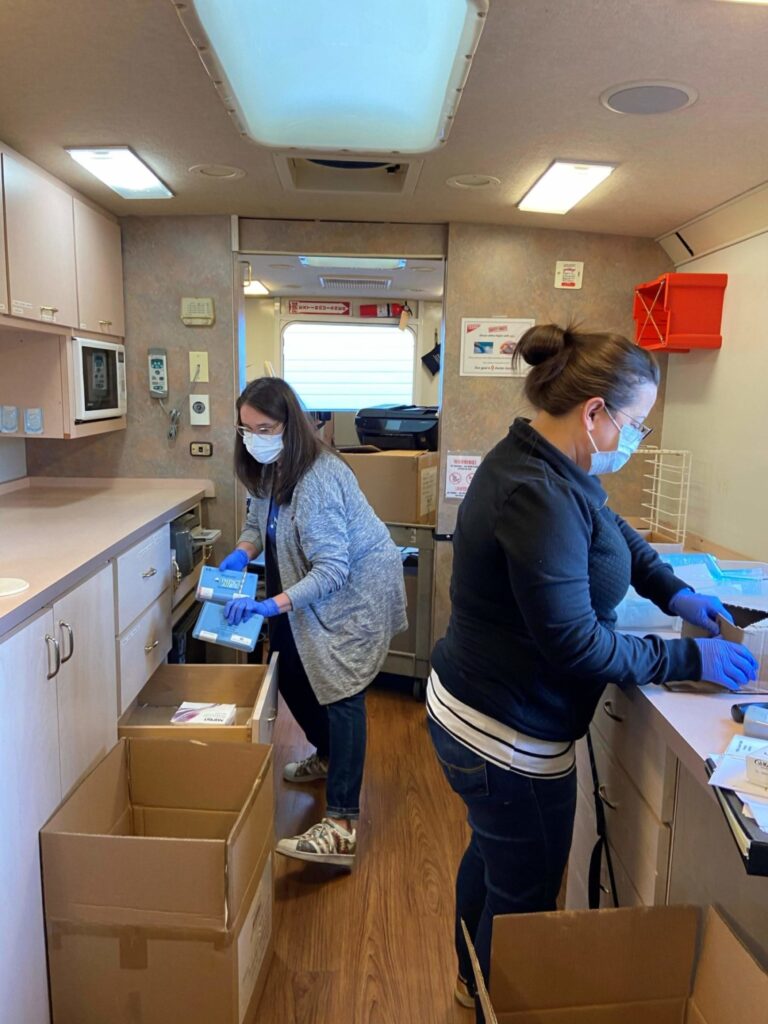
[
  {"x1": 189, "y1": 394, "x2": 210, "y2": 426},
  {"x1": 190, "y1": 442, "x2": 213, "y2": 457},
  {"x1": 189, "y1": 351, "x2": 209, "y2": 382}
]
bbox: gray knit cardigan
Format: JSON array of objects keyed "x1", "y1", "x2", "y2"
[{"x1": 239, "y1": 451, "x2": 408, "y2": 704}]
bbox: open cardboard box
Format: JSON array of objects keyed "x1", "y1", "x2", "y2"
[
  {"x1": 337, "y1": 447, "x2": 438, "y2": 525},
  {"x1": 117, "y1": 655, "x2": 278, "y2": 744},
  {"x1": 41, "y1": 737, "x2": 274, "y2": 1024},
  {"x1": 678, "y1": 604, "x2": 768, "y2": 694},
  {"x1": 465, "y1": 904, "x2": 768, "y2": 1024}
]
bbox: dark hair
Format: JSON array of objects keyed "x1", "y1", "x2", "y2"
[
  {"x1": 234, "y1": 377, "x2": 328, "y2": 505},
  {"x1": 513, "y1": 323, "x2": 660, "y2": 415}
]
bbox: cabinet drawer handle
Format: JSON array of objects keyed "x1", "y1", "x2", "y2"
[
  {"x1": 602, "y1": 700, "x2": 624, "y2": 723},
  {"x1": 266, "y1": 712, "x2": 277, "y2": 723},
  {"x1": 98, "y1": 319, "x2": 112, "y2": 327},
  {"x1": 142, "y1": 567, "x2": 158, "y2": 579},
  {"x1": 45, "y1": 634, "x2": 61, "y2": 679},
  {"x1": 144, "y1": 639, "x2": 160, "y2": 653},
  {"x1": 598, "y1": 785, "x2": 618, "y2": 811},
  {"x1": 40, "y1": 305, "x2": 59, "y2": 314},
  {"x1": 59, "y1": 620, "x2": 75, "y2": 664}
]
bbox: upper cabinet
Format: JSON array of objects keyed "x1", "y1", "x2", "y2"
[
  {"x1": 2, "y1": 153, "x2": 78, "y2": 329},
  {"x1": 0, "y1": 148, "x2": 124, "y2": 338},
  {"x1": 73, "y1": 198, "x2": 125, "y2": 337}
]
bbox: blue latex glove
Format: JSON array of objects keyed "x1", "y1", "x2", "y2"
[
  {"x1": 224, "y1": 597, "x2": 280, "y2": 625},
  {"x1": 694, "y1": 638, "x2": 759, "y2": 691},
  {"x1": 669, "y1": 588, "x2": 734, "y2": 637},
  {"x1": 219, "y1": 548, "x2": 250, "y2": 573}
]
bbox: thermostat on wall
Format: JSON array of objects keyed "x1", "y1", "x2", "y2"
[{"x1": 180, "y1": 297, "x2": 215, "y2": 326}]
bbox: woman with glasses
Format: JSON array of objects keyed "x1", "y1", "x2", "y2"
[
  {"x1": 219, "y1": 377, "x2": 407, "y2": 867},
  {"x1": 426, "y1": 323, "x2": 757, "y2": 1014}
]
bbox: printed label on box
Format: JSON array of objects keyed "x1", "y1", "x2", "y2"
[
  {"x1": 420, "y1": 466, "x2": 438, "y2": 516},
  {"x1": 238, "y1": 858, "x2": 273, "y2": 1024}
]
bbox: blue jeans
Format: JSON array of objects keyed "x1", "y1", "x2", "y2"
[
  {"x1": 271, "y1": 614, "x2": 366, "y2": 819},
  {"x1": 428, "y1": 717, "x2": 576, "y2": 1017}
]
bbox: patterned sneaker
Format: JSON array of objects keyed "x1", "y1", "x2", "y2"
[
  {"x1": 454, "y1": 975, "x2": 475, "y2": 1008},
  {"x1": 283, "y1": 753, "x2": 329, "y2": 783},
  {"x1": 276, "y1": 818, "x2": 356, "y2": 866}
]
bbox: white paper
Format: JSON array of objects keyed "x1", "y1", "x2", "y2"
[
  {"x1": 460, "y1": 317, "x2": 535, "y2": 376},
  {"x1": 445, "y1": 452, "x2": 482, "y2": 500}
]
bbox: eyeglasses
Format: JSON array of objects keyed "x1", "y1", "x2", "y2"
[
  {"x1": 606, "y1": 405, "x2": 653, "y2": 441},
  {"x1": 235, "y1": 422, "x2": 282, "y2": 438}
]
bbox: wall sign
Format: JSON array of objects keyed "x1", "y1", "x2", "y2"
[
  {"x1": 460, "y1": 317, "x2": 535, "y2": 376},
  {"x1": 554, "y1": 261, "x2": 584, "y2": 289},
  {"x1": 445, "y1": 452, "x2": 483, "y2": 500},
  {"x1": 287, "y1": 300, "x2": 351, "y2": 315}
]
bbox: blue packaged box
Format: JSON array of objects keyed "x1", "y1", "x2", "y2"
[
  {"x1": 192, "y1": 601, "x2": 264, "y2": 653},
  {"x1": 196, "y1": 565, "x2": 257, "y2": 604}
]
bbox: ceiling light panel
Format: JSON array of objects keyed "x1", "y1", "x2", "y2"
[
  {"x1": 177, "y1": 0, "x2": 488, "y2": 153},
  {"x1": 66, "y1": 147, "x2": 172, "y2": 199},
  {"x1": 518, "y1": 161, "x2": 615, "y2": 215},
  {"x1": 244, "y1": 280, "x2": 269, "y2": 296},
  {"x1": 300, "y1": 256, "x2": 406, "y2": 270}
]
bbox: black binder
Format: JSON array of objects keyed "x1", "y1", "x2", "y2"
[{"x1": 705, "y1": 757, "x2": 768, "y2": 876}]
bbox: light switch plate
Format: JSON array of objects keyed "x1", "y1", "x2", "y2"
[{"x1": 189, "y1": 394, "x2": 210, "y2": 426}]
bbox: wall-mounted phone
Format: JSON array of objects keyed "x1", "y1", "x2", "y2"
[{"x1": 148, "y1": 348, "x2": 169, "y2": 398}]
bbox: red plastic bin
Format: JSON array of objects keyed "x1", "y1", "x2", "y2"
[{"x1": 633, "y1": 272, "x2": 728, "y2": 352}]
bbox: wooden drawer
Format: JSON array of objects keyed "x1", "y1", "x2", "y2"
[
  {"x1": 118, "y1": 654, "x2": 279, "y2": 744},
  {"x1": 577, "y1": 732, "x2": 671, "y2": 906},
  {"x1": 117, "y1": 591, "x2": 172, "y2": 714},
  {"x1": 591, "y1": 684, "x2": 677, "y2": 822},
  {"x1": 115, "y1": 525, "x2": 172, "y2": 633}
]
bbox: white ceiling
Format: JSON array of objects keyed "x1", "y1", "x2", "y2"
[
  {"x1": 242, "y1": 256, "x2": 445, "y2": 299},
  {"x1": 1, "y1": 1, "x2": 767, "y2": 238}
]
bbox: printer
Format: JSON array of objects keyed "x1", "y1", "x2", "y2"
[{"x1": 354, "y1": 405, "x2": 438, "y2": 451}]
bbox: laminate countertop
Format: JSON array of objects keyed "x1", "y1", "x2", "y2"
[{"x1": 0, "y1": 476, "x2": 214, "y2": 639}]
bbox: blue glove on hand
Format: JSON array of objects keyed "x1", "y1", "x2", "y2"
[
  {"x1": 224, "y1": 597, "x2": 280, "y2": 626},
  {"x1": 669, "y1": 588, "x2": 734, "y2": 636},
  {"x1": 694, "y1": 638, "x2": 759, "y2": 691},
  {"x1": 219, "y1": 549, "x2": 250, "y2": 573}
]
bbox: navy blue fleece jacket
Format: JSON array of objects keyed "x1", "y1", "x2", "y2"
[{"x1": 431, "y1": 418, "x2": 702, "y2": 741}]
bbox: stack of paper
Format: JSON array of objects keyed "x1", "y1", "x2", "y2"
[
  {"x1": 708, "y1": 734, "x2": 768, "y2": 834},
  {"x1": 170, "y1": 702, "x2": 237, "y2": 726}
]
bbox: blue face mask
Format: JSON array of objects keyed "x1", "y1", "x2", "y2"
[{"x1": 587, "y1": 409, "x2": 644, "y2": 476}]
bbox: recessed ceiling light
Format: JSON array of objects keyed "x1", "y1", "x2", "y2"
[
  {"x1": 243, "y1": 279, "x2": 269, "y2": 296},
  {"x1": 175, "y1": 0, "x2": 488, "y2": 153},
  {"x1": 66, "y1": 147, "x2": 173, "y2": 199},
  {"x1": 299, "y1": 256, "x2": 407, "y2": 270},
  {"x1": 446, "y1": 173, "x2": 501, "y2": 189},
  {"x1": 518, "y1": 161, "x2": 615, "y2": 215},
  {"x1": 600, "y1": 81, "x2": 697, "y2": 115},
  {"x1": 188, "y1": 163, "x2": 245, "y2": 179}
]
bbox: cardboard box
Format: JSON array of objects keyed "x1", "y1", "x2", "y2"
[
  {"x1": 41, "y1": 738, "x2": 274, "y2": 1024},
  {"x1": 682, "y1": 605, "x2": 768, "y2": 694},
  {"x1": 465, "y1": 905, "x2": 768, "y2": 1024},
  {"x1": 338, "y1": 448, "x2": 438, "y2": 525},
  {"x1": 117, "y1": 657, "x2": 278, "y2": 745}
]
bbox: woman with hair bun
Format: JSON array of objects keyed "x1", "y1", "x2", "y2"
[{"x1": 427, "y1": 323, "x2": 757, "y2": 1012}]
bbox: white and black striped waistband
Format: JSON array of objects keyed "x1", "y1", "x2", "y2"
[{"x1": 427, "y1": 670, "x2": 575, "y2": 778}]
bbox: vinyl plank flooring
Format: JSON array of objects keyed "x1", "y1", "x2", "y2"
[{"x1": 255, "y1": 687, "x2": 474, "y2": 1024}]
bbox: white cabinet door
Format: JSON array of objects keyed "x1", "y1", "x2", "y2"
[
  {"x1": 56, "y1": 564, "x2": 118, "y2": 795},
  {"x1": 73, "y1": 198, "x2": 125, "y2": 337},
  {"x1": 0, "y1": 608, "x2": 61, "y2": 1024},
  {"x1": 3, "y1": 153, "x2": 78, "y2": 327}
]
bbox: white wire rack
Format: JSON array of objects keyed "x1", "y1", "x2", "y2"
[{"x1": 638, "y1": 447, "x2": 692, "y2": 544}]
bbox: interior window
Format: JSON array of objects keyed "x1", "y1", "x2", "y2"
[{"x1": 282, "y1": 321, "x2": 416, "y2": 412}]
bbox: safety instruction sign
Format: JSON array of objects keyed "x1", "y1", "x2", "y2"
[
  {"x1": 287, "y1": 300, "x2": 351, "y2": 315},
  {"x1": 445, "y1": 452, "x2": 482, "y2": 500},
  {"x1": 460, "y1": 317, "x2": 535, "y2": 376}
]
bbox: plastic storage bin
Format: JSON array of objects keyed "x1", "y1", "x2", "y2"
[{"x1": 633, "y1": 272, "x2": 728, "y2": 352}]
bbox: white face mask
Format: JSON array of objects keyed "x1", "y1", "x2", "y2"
[
  {"x1": 587, "y1": 409, "x2": 644, "y2": 476},
  {"x1": 244, "y1": 431, "x2": 284, "y2": 465}
]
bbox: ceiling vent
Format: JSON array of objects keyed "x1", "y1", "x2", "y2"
[
  {"x1": 319, "y1": 276, "x2": 392, "y2": 292},
  {"x1": 273, "y1": 155, "x2": 422, "y2": 195}
]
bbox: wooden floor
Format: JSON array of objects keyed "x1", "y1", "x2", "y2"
[{"x1": 256, "y1": 685, "x2": 475, "y2": 1024}]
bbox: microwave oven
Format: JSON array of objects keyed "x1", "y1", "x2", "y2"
[{"x1": 72, "y1": 337, "x2": 127, "y2": 422}]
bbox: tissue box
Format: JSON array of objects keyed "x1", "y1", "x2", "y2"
[{"x1": 746, "y1": 744, "x2": 768, "y2": 790}]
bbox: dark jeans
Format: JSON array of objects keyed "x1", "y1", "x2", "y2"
[
  {"x1": 271, "y1": 615, "x2": 366, "y2": 820},
  {"x1": 428, "y1": 717, "x2": 576, "y2": 1019}
]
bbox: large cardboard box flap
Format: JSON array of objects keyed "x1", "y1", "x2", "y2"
[
  {"x1": 687, "y1": 908, "x2": 768, "y2": 1023},
  {"x1": 42, "y1": 738, "x2": 273, "y2": 932},
  {"x1": 338, "y1": 448, "x2": 437, "y2": 524},
  {"x1": 466, "y1": 905, "x2": 767, "y2": 1024}
]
